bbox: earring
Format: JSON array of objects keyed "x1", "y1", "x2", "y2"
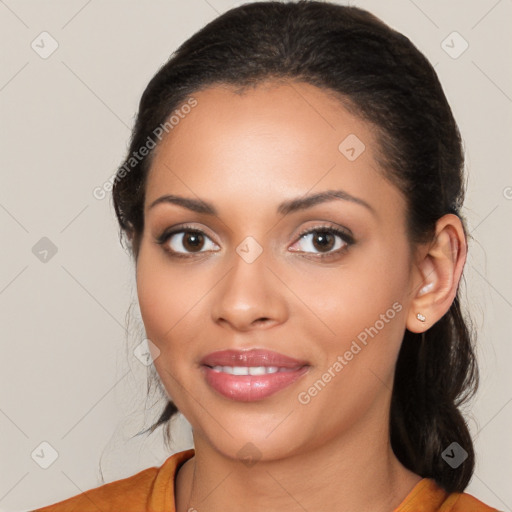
[{"x1": 416, "y1": 313, "x2": 426, "y2": 322}]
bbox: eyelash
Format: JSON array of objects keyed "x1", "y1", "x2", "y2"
[{"x1": 155, "y1": 223, "x2": 355, "y2": 261}]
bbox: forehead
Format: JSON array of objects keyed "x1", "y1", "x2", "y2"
[
  {"x1": 144, "y1": 81, "x2": 405, "y2": 226},
  {"x1": 151, "y1": 80, "x2": 372, "y2": 164}
]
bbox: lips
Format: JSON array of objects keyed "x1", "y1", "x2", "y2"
[
  {"x1": 200, "y1": 349, "x2": 308, "y2": 369},
  {"x1": 200, "y1": 349, "x2": 310, "y2": 402}
]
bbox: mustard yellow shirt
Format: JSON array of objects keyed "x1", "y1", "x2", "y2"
[{"x1": 32, "y1": 448, "x2": 499, "y2": 511}]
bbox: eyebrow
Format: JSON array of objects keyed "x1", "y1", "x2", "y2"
[{"x1": 148, "y1": 189, "x2": 376, "y2": 217}]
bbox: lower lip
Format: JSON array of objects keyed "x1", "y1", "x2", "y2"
[{"x1": 202, "y1": 366, "x2": 310, "y2": 401}]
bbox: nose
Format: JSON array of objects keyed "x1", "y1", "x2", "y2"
[{"x1": 210, "y1": 248, "x2": 289, "y2": 332}]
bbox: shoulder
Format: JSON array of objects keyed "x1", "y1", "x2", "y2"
[
  {"x1": 395, "y1": 478, "x2": 500, "y2": 512},
  {"x1": 439, "y1": 491, "x2": 501, "y2": 512},
  {"x1": 31, "y1": 449, "x2": 195, "y2": 512}
]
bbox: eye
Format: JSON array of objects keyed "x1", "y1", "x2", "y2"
[
  {"x1": 289, "y1": 225, "x2": 354, "y2": 259},
  {"x1": 156, "y1": 224, "x2": 219, "y2": 258},
  {"x1": 155, "y1": 223, "x2": 354, "y2": 260}
]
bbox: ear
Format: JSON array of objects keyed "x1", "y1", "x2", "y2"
[
  {"x1": 406, "y1": 213, "x2": 467, "y2": 333},
  {"x1": 126, "y1": 222, "x2": 135, "y2": 242}
]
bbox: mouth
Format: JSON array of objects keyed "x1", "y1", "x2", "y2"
[
  {"x1": 206, "y1": 365, "x2": 299, "y2": 375},
  {"x1": 200, "y1": 348, "x2": 309, "y2": 368},
  {"x1": 200, "y1": 349, "x2": 310, "y2": 402}
]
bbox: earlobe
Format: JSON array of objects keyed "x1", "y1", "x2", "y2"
[
  {"x1": 407, "y1": 254, "x2": 437, "y2": 333},
  {"x1": 406, "y1": 214, "x2": 467, "y2": 333}
]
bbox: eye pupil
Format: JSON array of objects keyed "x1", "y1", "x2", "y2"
[
  {"x1": 313, "y1": 231, "x2": 334, "y2": 252},
  {"x1": 184, "y1": 232, "x2": 204, "y2": 251}
]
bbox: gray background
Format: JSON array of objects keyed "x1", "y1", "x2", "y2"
[{"x1": 1, "y1": 1, "x2": 511, "y2": 510}]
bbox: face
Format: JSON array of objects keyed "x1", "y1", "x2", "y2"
[{"x1": 136, "y1": 81, "x2": 416, "y2": 462}]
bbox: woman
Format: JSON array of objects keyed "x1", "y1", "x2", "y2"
[{"x1": 33, "y1": 1, "x2": 498, "y2": 510}]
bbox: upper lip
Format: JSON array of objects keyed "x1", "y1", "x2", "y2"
[{"x1": 201, "y1": 349, "x2": 309, "y2": 369}]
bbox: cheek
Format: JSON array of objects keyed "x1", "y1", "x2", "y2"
[
  {"x1": 294, "y1": 292, "x2": 406, "y2": 438},
  {"x1": 135, "y1": 243, "x2": 216, "y2": 391},
  {"x1": 290, "y1": 243, "x2": 409, "y2": 341},
  {"x1": 290, "y1": 240, "x2": 410, "y2": 393},
  {"x1": 136, "y1": 243, "x2": 206, "y2": 345},
  {"x1": 135, "y1": 250, "x2": 205, "y2": 410}
]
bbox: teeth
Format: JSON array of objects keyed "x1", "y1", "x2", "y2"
[{"x1": 211, "y1": 365, "x2": 282, "y2": 375}]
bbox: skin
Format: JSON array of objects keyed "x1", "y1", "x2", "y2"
[{"x1": 134, "y1": 80, "x2": 467, "y2": 512}]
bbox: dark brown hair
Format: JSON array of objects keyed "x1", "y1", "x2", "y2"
[{"x1": 112, "y1": 0, "x2": 478, "y2": 493}]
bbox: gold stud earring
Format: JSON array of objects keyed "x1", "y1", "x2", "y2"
[{"x1": 416, "y1": 313, "x2": 426, "y2": 322}]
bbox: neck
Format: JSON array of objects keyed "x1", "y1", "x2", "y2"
[{"x1": 175, "y1": 418, "x2": 422, "y2": 512}]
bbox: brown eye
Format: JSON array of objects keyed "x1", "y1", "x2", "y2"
[
  {"x1": 291, "y1": 228, "x2": 350, "y2": 255},
  {"x1": 311, "y1": 231, "x2": 336, "y2": 252},
  {"x1": 292, "y1": 226, "x2": 354, "y2": 258},
  {"x1": 181, "y1": 231, "x2": 205, "y2": 252},
  {"x1": 157, "y1": 226, "x2": 220, "y2": 257}
]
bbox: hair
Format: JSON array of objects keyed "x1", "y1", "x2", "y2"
[{"x1": 111, "y1": 0, "x2": 479, "y2": 494}]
